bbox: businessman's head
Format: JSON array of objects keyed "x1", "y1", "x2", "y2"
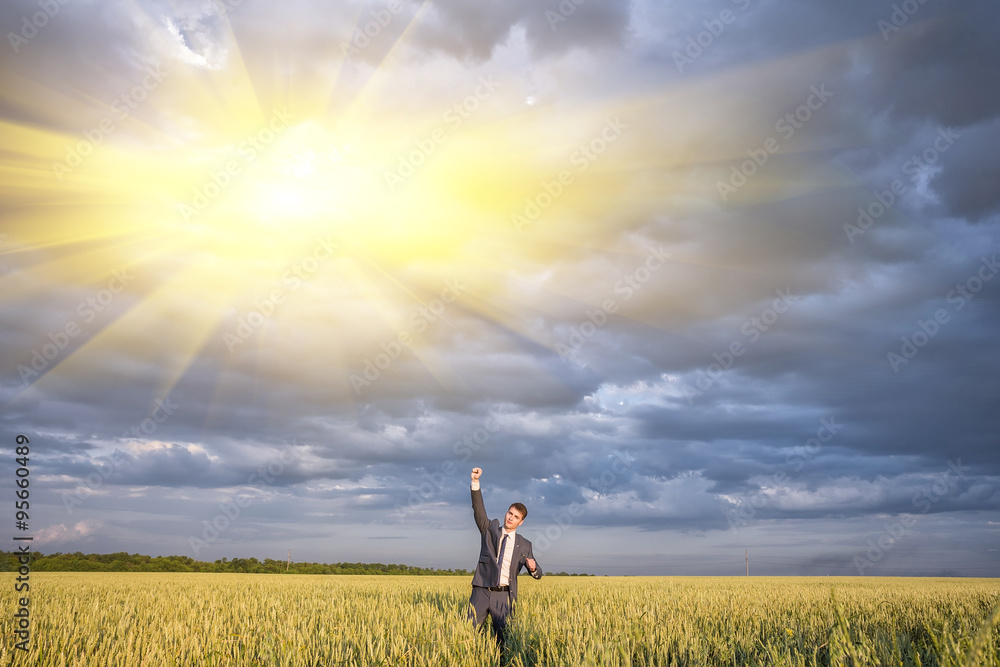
[{"x1": 505, "y1": 503, "x2": 527, "y2": 530}]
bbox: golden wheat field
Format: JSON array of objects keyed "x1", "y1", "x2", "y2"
[{"x1": 1, "y1": 573, "x2": 998, "y2": 666}]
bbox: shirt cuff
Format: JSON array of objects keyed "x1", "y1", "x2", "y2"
[{"x1": 471, "y1": 481, "x2": 480, "y2": 491}]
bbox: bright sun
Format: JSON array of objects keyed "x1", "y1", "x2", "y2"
[{"x1": 159, "y1": 113, "x2": 550, "y2": 272}]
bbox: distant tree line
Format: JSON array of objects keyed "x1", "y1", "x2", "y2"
[
  {"x1": 0, "y1": 551, "x2": 592, "y2": 575},
  {"x1": 0, "y1": 551, "x2": 468, "y2": 575}
]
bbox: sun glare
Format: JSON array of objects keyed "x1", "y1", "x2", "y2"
[{"x1": 0, "y1": 5, "x2": 748, "y2": 406}]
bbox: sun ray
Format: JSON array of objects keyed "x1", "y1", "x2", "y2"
[{"x1": 0, "y1": 15, "x2": 885, "y2": 416}]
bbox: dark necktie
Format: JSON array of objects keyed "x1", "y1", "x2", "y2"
[{"x1": 496, "y1": 534, "x2": 508, "y2": 586}]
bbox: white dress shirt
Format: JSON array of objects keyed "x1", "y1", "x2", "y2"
[{"x1": 497, "y1": 527, "x2": 516, "y2": 586}]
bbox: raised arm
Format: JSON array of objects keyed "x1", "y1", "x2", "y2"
[{"x1": 470, "y1": 467, "x2": 490, "y2": 533}]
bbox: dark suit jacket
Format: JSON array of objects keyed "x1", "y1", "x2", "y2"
[{"x1": 470, "y1": 487, "x2": 542, "y2": 601}]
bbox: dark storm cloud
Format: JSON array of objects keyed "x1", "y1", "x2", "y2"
[
  {"x1": 929, "y1": 120, "x2": 1000, "y2": 222},
  {"x1": 861, "y1": 2, "x2": 1000, "y2": 128}
]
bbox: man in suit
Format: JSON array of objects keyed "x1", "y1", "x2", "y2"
[{"x1": 467, "y1": 466, "x2": 542, "y2": 647}]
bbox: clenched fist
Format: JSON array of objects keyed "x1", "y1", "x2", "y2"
[{"x1": 471, "y1": 467, "x2": 482, "y2": 483}]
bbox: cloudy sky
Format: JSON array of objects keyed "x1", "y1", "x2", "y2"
[{"x1": 1, "y1": 0, "x2": 998, "y2": 576}]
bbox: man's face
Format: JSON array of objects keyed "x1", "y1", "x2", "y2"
[{"x1": 504, "y1": 506, "x2": 524, "y2": 531}]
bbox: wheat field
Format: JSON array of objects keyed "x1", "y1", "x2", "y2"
[{"x1": 2, "y1": 573, "x2": 998, "y2": 666}]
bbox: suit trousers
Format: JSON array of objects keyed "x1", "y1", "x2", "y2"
[{"x1": 468, "y1": 585, "x2": 512, "y2": 643}]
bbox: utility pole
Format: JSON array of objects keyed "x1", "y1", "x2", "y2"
[
  {"x1": 746, "y1": 548, "x2": 749, "y2": 577},
  {"x1": 287, "y1": 549, "x2": 291, "y2": 572}
]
